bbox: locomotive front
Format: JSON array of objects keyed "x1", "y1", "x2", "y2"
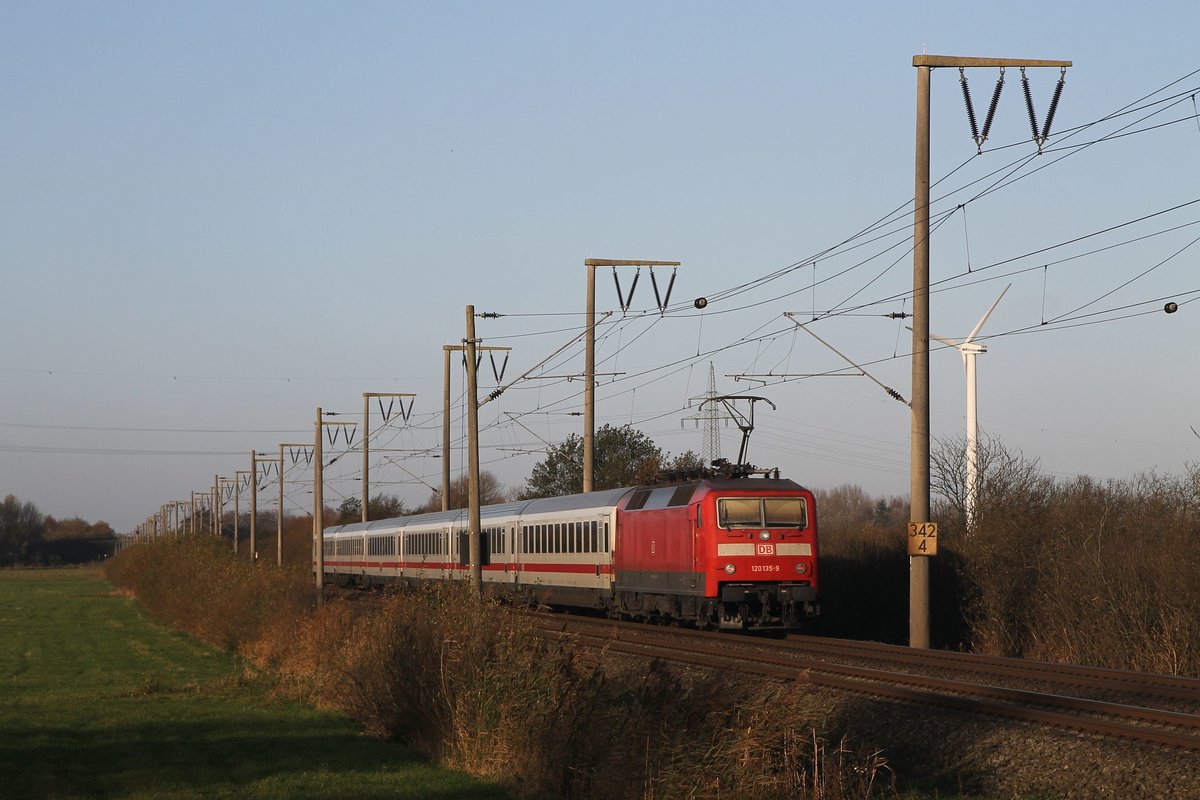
[{"x1": 694, "y1": 478, "x2": 819, "y2": 629}]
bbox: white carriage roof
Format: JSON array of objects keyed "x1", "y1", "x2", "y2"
[{"x1": 324, "y1": 486, "x2": 633, "y2": 535}]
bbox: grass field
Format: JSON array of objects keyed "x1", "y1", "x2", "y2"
[{"x1": 0, "y1": 568, "x2": 511, "y2": 799}]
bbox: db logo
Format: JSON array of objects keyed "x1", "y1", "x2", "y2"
[{"x1": 756, "y1": 543, "x2": 775, "y2": 556}]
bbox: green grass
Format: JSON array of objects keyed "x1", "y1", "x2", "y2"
[{"x1": 0, "y1": 568, "x2": 511, "y2": 799}]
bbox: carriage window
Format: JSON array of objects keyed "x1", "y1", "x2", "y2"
[
  {"x1": 764, "y1": 498, "x2": 808, "y2": 528},
  {"x1": 590, "y1": 521, "x2": 598, "y2": 552},
  {"x1": 718, "y1": 498, "x2": 762, "y2": 528}
]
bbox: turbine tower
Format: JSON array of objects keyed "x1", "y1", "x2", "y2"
[{"x1": 930, "y1": 284, "x2": 1009, "y2": 528}]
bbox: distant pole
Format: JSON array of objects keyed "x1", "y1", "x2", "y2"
[
  {"x1": 465, "y1": 305, "x2": 482, "y2": 590},
  {"x1": 277, "y1": 443, "x2": 310, "y2": 566},
  {"x1": 909, "y1": 54, "x2": 1070, "y2": 649},
  {"x1": 361, "y1": 393, "x2": 416, "y2": 522},
  {"x1": 232, "y1": 484, "x2": 239, "y2": 553},
  {"x1": 443, "y1": 346, "x2": 452, "y2": 512},
  {"x1": 189, "y1": 492, "x2": 196, "y2": 536},
  {"x1": 212, "y1": 475, "x2": 219, "y2": 537},
  {"x1": 363, "y1": 392, "x2": 371, "y2": 523},
  {"x1": 215, "y1": 480, "x2": 221, "y2": 536},
  {"x1": 233, "y1": 471, "x2": 250, "y2": 554},
  {"x1": 249, "y1": 451, "x2": 258, "y2": 564},
  {"x1": 584, "y1": 261, "x2": 596, "y2": 493},
  {"x1": 582, "y1": 259, "x2": 680, "y2": 492},
  {"x1": 314, "y1": 407, "x2": 325, "y2": 600},
  {"x1": 278, "y1": 443, "x2": 286, "y2": 566},
  {"x1": 442, "y1": 345, "x2": 508, "y2": 511},
  {"x1": 219, "y1": 478, "x2": 235, "y2": 550}
]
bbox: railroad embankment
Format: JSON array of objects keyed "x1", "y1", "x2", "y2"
[{"x1": 105, "y1": 538, "x2": 892, "y2": 799}]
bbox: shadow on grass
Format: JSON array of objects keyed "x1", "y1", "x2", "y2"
[{"x1": 0, "y1": 711, "x2": 512, "y2": 799}]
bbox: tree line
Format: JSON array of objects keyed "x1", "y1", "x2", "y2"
[{"x1": 0, "y1": 494, "x2": 116, "y2": 566}]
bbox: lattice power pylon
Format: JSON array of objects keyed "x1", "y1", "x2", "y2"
[{"x1": 682, "y1": 363, "x2": 732, "y2": 465}]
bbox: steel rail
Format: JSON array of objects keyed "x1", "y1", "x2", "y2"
[
  {"x1": 784, "y1": 633, "x2": 1200, "y2": 704},
  {"x1": 532, "y1": 615, "x2": 1200, "y2": 752}
]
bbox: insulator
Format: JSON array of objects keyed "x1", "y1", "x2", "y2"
[
  {"x1": 959, "y1": 69, "x2": 980, "y2": 143},
  {"x1": 1021, "y1": 70, "x2": 1041, "y2": 143},
  {"x1": 980, "y1": 73, "x2": 1005, "y2": 144},
  {"x1": 1041, "y1": 76, "x2": 1065, "y2": 141}
]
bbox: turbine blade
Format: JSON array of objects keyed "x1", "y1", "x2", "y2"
[
  {"x1": 964, "y1": 283, "x2": 1012, "y2": 344},
  {"x1": 930, "y1": 332, "x2": 961, "y2": 348}
]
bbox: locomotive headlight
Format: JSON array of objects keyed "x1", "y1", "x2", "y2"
[
  {"x1": 794, "y1": 562, "x2": 808, "y2": 575},
  {"x1": 723, "y1": 563, "x2": 736, "y2": 575},
  {"x1": 758, "y1": 530, "x2": 771, "y2": 541}
]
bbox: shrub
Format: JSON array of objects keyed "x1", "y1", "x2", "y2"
[{"x1": 111, "y1": 539, "x2": 897, "y2": 798}]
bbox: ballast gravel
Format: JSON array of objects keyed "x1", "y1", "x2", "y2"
[{"x1": 820, "y1": 688, "x2": 1200, "y2": 799}]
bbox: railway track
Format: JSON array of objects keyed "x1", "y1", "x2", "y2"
[{"x1": 531, "y1": 613, "x2": 1200, "y2": 752}]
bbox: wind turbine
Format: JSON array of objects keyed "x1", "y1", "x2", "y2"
[{"x1": 929, "y1": 284, "x2": 1010, "y2": 529}]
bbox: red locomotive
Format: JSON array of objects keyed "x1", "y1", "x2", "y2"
[{"x1": 320, "y1": 468, "x2": 819, "y2": 631}]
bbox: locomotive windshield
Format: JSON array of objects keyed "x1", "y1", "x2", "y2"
[{"x1": 718, "y1": 497, "x2": 808, "y2": 529}]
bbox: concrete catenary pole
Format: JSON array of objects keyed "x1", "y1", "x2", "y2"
[
  {"x1": 442, "y1": 345, "x2": 508, "y2": 511},
  {"x1": 582, "y1": 259, "x2": 680, "y2": 493},
  {"x1": 361, "y1": 393, "x2": 416, "y2": 523},
  {"x1": 584, "y1": 261, "x2": 597, "y2": 493},
  {"x1": 464, "y1": 306, "x2": 482, "y2": 590},
  {"x1": 909, "y1": 54, "x2": 1070, "y2": 649},
  {"x1": 910, "y1": 59, "x2": 932, "y2": 651},
  {"x1": 233, "y1": 471, "x2": 250, "y2": 554},
  {"x1": 249, "y1": 451, "x2": 258, "y2": 563},
  {"x1": 313, "y1": 407, "x2": 325, "y2": 600},
  {"x1": 442, "y1": 345, "x2": 452, "y2": 512},
  {"x1": 278, "y1": 444, "x2": 286, "y2": 566},
  {"x1": 277, "y1": 443, "x2": 310, "y2": 566}
]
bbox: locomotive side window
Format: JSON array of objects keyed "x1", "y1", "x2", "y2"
[
  {"x1": 719, "y1": 498, "x2": 762, "y2": 528},
  {"x1": 668, "y1": 483, "x2": 697, "y2": 506},
  {"x1": 764, "y1": 498, "x2": 808, "y2": 528},
  {"x1": 627, "y1": 489, "x2": 652, "y2": 510}
]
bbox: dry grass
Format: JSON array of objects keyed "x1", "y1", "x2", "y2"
[{"x1": 107, "y1": 538, "x2": 897, "y2": 799}]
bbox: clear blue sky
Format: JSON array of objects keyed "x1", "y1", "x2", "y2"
[{"x1": 4, "y1": 2, "x2": 1199, "y2": 532}]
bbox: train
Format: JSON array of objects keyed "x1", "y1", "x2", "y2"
[{"x1": 318, "y1": 469, "x2": 819, "y2": 631}]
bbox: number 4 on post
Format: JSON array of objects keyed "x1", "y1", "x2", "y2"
[{"x1": 907, "y1": 521, "x2": 939, "y2": 557}]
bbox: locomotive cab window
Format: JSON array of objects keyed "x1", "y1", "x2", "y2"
[
  {"x1": 764, "y1": 498, "x2": 807, "y2": 528},
  {"x1": 718, "y1": 497, "x2": 808, "y2": 530},
  {"x1": 718, "y1": 498, "x2": 762, "y2": 528}
]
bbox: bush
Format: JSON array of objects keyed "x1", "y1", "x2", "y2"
[
  {"x1": 106, "y1": 536, "x2": 313, "y2": 652},
  {"x1": 934, "y1": 435, "x2": 1200, "y2": 676},
  {"x1": 109, "y1": 539, "x2": 896, "y2": 798}
]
